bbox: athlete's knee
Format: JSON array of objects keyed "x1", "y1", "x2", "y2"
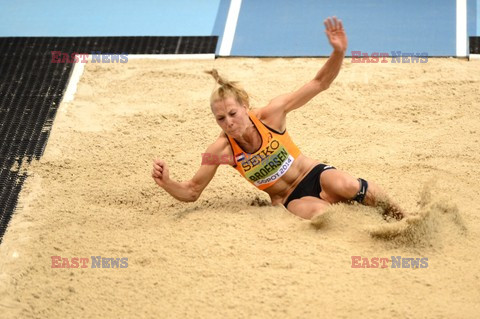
[
  {"x1": 330, "y1": 174, "x2": 360, "y2": 199},
  {"x1": 351, "y1": 178, "x2": 369, "y2": 204},
  {"x1": 342, "y1": 177, "x2": 362, "y2": 197},
  {"x1": 321, "y1": 171, "x2": 361, "y2": 202}
]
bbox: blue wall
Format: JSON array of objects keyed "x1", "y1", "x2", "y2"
[
  {"x1": 231, "y1": 0, "x2": 456, "y2": 56},
  {"x1": 473, "y1": 0, "x2": 480, "y2": 36},
  {"x1": 0, "y1": 0, "x2": 220, "y2": 36},
  {"x1": 468, "y1": 0, "x2": 477, "y2": 37}
]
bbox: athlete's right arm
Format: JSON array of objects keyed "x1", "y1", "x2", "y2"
[{"x1": 152, "y1": 137, "x2": 227, "y2": 202}]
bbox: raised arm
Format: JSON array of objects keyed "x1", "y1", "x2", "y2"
[
  {"x1": 263, "y1": 16, "x2": 348, "y2": 118},
  {"x1": 152, "y1": 138, "x2": 225, "y2": 202}
]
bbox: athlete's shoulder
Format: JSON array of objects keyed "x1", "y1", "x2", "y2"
[
  {"x1": 212, "y1": 131, "x2": 229, "y2": 151},
  {"x1": 206, "y1": 131, "x2": 235, "y2": 165},
  {"x1": 251, "y1": 107, "x2": 286, "y2": 133},
  {"x1": 250, "y1": 108, "x2": 262, "y2": 119}
]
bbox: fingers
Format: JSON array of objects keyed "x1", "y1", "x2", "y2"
[
  {"x1": 324, "y1": 18, "x2": 332, "y2": 31},
  {"x1": 153, "y1": 162, "x2": 163, "y2": 172},
  {"x1": 338, "y1": 19, "x2": 344, "y2": 30},
  {"x1": 152, "y1": 158, "x2": 167, "y2": 179},
  {"x1": 153, "y1": 158, "x2": 165, "y2": 166},
  {"x1": 153, "y1": 159, "x2": 166, "y2": 169},
  {"x1": 152, "y1": 168, "x2": 161, "y2": 178},
  {"x1": 332, "y1": 16, "x2": 337, "y2": 29},
  {"x1": 324, "y1": 16, "x2": 343, "y2": 32},
  {"x1": 152, "y1": 166, "x2": 164, "y2": 178}
]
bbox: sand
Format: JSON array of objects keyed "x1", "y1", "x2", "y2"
[{"x1": 0, "y1": 57, "x2": 479, "y2": 318}]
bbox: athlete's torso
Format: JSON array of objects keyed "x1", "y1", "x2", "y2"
[{"x1": 219, "y1": 109, "x2": 320, "y2": 206}]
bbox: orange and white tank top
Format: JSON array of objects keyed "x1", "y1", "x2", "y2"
[{"x1": 225, "y1": 110, "x2": 301, "y2": 190}]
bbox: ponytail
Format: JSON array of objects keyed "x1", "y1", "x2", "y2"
[{"x1": 205, "y1": 69, "x2": 250, "y2": 109}]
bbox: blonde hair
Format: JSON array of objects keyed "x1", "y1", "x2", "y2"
[{"x1": 205, "y1": 69, "x2": 250, "y2": 109}]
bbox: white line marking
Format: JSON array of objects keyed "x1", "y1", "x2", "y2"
[
  {"x1": 456, "y1": 0, "x2": 467, "y2": 57},
  {"x1": 219, "y1": 0, "x2": 242, "y2": 56},
  {"x1": 62, "y1": 60, "x2": 85, "y2": 103},
  {"x1": 126, "y1": 54, "x2": 215, "y2": 60}
]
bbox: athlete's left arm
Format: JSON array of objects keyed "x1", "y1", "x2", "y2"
[{"x1": 263, "y1": 17, "x2": 347, "y2": 117}]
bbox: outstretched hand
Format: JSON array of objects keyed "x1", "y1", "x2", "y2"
[{"x1": 324, "y1": 16, "x2": 347, "y2": 52}]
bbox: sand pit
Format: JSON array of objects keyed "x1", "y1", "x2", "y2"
[{"x1": 1, "y1": 57, "x2": 479, "y2": 318}]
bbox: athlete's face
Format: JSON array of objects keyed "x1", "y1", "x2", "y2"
[{"x1": 211, "y1": 97, "x2": 249, "y2": 137}]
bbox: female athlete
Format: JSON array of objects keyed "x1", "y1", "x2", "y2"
[{"x1": 152, "y1": 16, "x2": 406, "y2": 224}]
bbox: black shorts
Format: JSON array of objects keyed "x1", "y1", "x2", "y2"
[{"x1": 283, "y1": 164, "x2": 336, "y2": 208}]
